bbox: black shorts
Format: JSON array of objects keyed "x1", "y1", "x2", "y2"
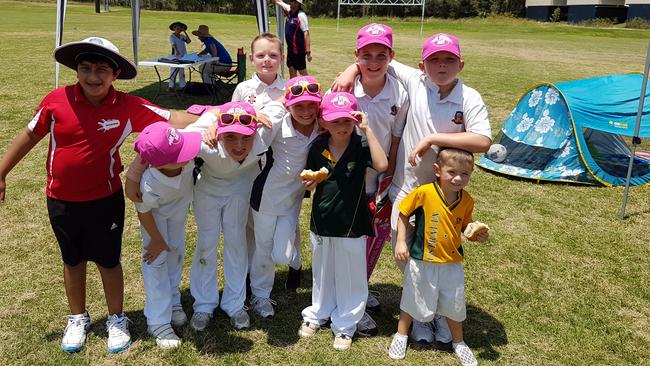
[
  {"x1": 47, "y1": 189, "x2": 125, "y2": 268},
  {"x1": 286, "y1": 51, "x2": 307, "y2": 71}
]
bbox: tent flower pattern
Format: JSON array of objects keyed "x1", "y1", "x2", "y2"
[
  {"x1": 528, "y1": 89, "x2": 542, "y2": 107},
  {"x1": 516, "y1": 113, "x2": 534, "y2": 132},
  {"x1": 544, "y1": 88, "x2": 559, "y2": 105},
  {"x1": 534, "y1": 110, "x2": 555, "y2": 133}
]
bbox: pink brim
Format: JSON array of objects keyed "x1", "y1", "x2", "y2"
[
  {"x1": 285, "y1": 94, "x2": 322, "y2": 107},
  {"x1": 322, "y1": 111, "x2": 358, "y2": 123},
  {"x1": 357, "y1": 39, "x2": 392, "y2": 51},
  {"x1": 217, "y1": 124, "x2": 257, "y2": 136},
  {"x1": 422, "y1": 48, "x2": 461, "y2": 60},
  {"x1": 175, "y1": 132, "x2": 202, "y2": 163}
]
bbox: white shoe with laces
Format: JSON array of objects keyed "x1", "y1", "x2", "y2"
[
  {"x1": 388, "y1": 333, "x2": 408, "y2": 360},
  {"x1": 148, "y1": 323, "x2": 181, "y2": 349},
  {"x1": 453, "y1": 341, "x2": 478, "y2": 366},
  {"x1": 171, "y1": 304, "x2": 188, "y2": 327},
  {"x1": 410, "y1": 320, "x2": 434, "y2": 345},
  {"x1": 333, "y1": 333, "x2": 352, "y2": 351},
  {"x1": 230, "y1": 308, "x2": 250, "y2": 330},
  {"x1": 61, "y1": 312, "x2": 91, "y2": 353},
  {"x1": 434, "y1": 314, "x2": 453, "y2": 343},
  {"x1": 106, "y1": 313, "x2": 131, "y2": 353},
  {"x1": 250, "y1": 296, "x2": 275, "y2": 318}
]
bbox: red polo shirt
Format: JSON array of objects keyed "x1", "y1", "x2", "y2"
[{"x1": 28, "y1": 83, "x2": 171, "y2": 202}]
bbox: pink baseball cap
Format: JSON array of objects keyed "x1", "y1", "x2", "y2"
[
  {"x1": 421, "y1": 33, "x2": 461, "y2": 60},
  {"x1": 320, "y1": 92, "x2": 358, "y2": 123},
  {"x1": 134, "y1": 121, "x2": 202, "y2": 167},
  {"x1": 216, "y1": 101, "x2": 258, "y2": 136},
  {"x1": 284, "y1": 76, "x2": 322, "y2": 107},
  {"x1": 357, "y1": 23, "x2": 393, "y2": 50}
]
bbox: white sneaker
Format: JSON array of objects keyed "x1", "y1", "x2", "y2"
[
  {"x1": 453, "y1": 342, "x2": 478, "y2": 366},
  {"x1": 190, "y1": 312, "x2": 212, "y2": 331},
  {"x1": 250, "y1": 296, "x2": 275, "y2": 318},
  {"x1": 148, "y1": 323, "x2": 181, "y2": 349},
  {"x1": 171, "y1": 304, "x2": 188, "y2": 327},
  {"x1": 366, "y1": 291, "x2": 380, "y2": 312},
  {"x1": 333, "y1": 333, "x2": 352, "y2": 351},
  {"x1": 434, "y1": 314, "x2": 453, "y2": 343},
  {"x1": 356, "y1": 312, "x2": 378, "y2": 337},
  {"x1": 298, "y1": 321, "x2": 320, "y2": 338},
  {"x1": 388, "y1": 333, "x2": 408, "y2": 360},
  {"x1": 410, "y1": 320, "x2": 434, "y2": 345},
  {"x1": 230, "y1": 308, "x2": 250, "y2": 330},
  {"x1": 106, "y1": 313, "x2": 131, "y2": 353},
  {"x1": 61, "y1": 312, "x2": 91, "y2": 352}
]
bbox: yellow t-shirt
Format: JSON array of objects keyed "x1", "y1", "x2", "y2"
[{"x1": 398, "y1": 181, "x2": 474, "y2": 263}]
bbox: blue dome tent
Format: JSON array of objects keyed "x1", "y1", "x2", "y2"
[{"x1": 478, "y1": 74, "x2": 650, "y2": 187}]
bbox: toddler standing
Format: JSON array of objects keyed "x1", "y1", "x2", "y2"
[{"x1": 168, "y1": 21, "x2": 191, "y2": 91}]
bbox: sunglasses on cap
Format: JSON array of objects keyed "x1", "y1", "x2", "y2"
[
  {"x1": 287, "y1": 82, "x2": 321, "y2": 97},
  {"x1": 219, "y1": 113, "x2": 257, "y2": 126}
]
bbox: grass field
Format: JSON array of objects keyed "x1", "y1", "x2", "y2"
[{"x1": 0, "y1": 1, "x2": 649, "y2": 365}]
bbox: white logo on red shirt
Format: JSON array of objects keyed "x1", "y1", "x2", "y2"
[{"x1": 97, "y1": 118, "x2": 120, "y2": 132}]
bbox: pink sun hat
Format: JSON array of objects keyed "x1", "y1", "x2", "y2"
[
  {"x1": 284, "y1": 76, "x2": 323, "y2": 107},
  {"x1": 134, "y1": 121, "x2": 202, "y2": 167},
  {"x1": 357, "y1": 23, "x2": 393, "y2": 50},
  {"x1": 320, "y1": 92, "x2": 359, "y2": 123},
  {"x1": 216, "y1": 101, "x2": 258, "y2": 136},
  {"x1": 421, "y1": 33, "x2": 461, "y2": 60}
]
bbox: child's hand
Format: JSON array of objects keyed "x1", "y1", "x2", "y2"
[
  {"x1": 302, "y1": 179, "x2": 318, "y2": 191},
  {"x1": 257, "y1": 113, "x2": 273, "y2": 129},
  {"x1": 143, "y1": 237, "x2": 170, "y2": 264},
  {"x1": 475, "y1": 231, "x2": 489, "y2": 242},
  {"x1": 0, "y1": 178, "x2": 6, "y2": 203},
  {"x1": 351, "y1": 111, "x2": 369, "y2": 134},
  {"x1": 394, "y1": 241, "x2": 410, "y2": 262},
  {"x1": 125, "y1": 178, "x2": 143, "y2": 203},
  {"x1": 202, "y1": 123, "x2": 219, "y2": 148},
  {"x1": 408, "y1": 138, "x2": 439, "y2": 167}
]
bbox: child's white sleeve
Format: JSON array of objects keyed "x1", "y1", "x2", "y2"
[
  {"x1": 463, "y1": 88, "x2": 492, "y2": 140},
  {"x1": 387, "y1": 60, "x2": 420, "y2": 91},
  {"x1": 258, "y1": 101, "x2": 286, "y2": 145},
  {"x1": 391, "y1": 82, "x2": 410, "y2": 138},
  {"x1": 298, "y1": 12, "x2": 309, "y2": 31},
  {"x1": 183, "y1": 111, "x2": 218, "y2": 132},
  {"x1": 135, "y1": 176, "x2": 161, "y2": 213}
]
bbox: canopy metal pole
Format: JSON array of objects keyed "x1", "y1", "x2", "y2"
[
  {"x1": 337, "y1": 0, "x2": 341, "y2": 32},
  {"x1": 420, "y1": 0, "x2": 425, "y2": 36},
  {"x1": 619, "y1": 40, "x2": 650, "y2": 220}
]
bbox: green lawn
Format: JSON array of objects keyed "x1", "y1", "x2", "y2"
[{"x1": 0, "y1": 1, "x2": 649, "y2": 365}]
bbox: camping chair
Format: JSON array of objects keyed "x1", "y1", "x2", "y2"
[{"x1": 209, "y1": 47, "x2": 246, "y2": 104}]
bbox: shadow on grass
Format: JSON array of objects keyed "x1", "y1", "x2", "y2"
[{"x1": 129, "y1": 82, "x2": 229, "y2": 111}]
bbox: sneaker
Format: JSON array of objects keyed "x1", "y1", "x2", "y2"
[
  {"x1": 410, "y1": 320, "x2": 434, "y2": 346},
  {"x1": 190, "y1": 312, "x2": 212, "y2": 331},
  {"x1": 453, "y1": 342, "x2": 478, "y2": 366},
  {"x1": 333, "y1": 333, "x2": 352, "y2": 351},
  {"x1": 388, "y1": 333, "x2": 408, "y2": 360},
  {"x1": 297, "y1": 321, "x2": 320, "y2": 338},
  {"x1": 106, "y1": 313, "x2": 131, "y2": 353},
  {"x1": 286, "y1": 266, "x2": 302, "y2": 290},
  {"x1": 230, "y1": 308, "x2": 250, "y2": 330},
  {"x1": 171, "y1": 304, "x2": 188, "y2": 327},
  {"x1": 60, "y1": 312, "x2": 91, "y2": 352},
  {"x1": 356, "y1": 312, "x2": 378, "y2": 337},
  {"x1": 366, "y1": 291, "x2": 381, "y2": 313},
  {"x1": 250, "y1": 296, "x2": 275, "y2": 318},
  {"x1": 148, "y1": 323, "x2": 181, "y2": 349},
  {"x1": 434, "y1": 314, "x2": 453, "y2": 343}
]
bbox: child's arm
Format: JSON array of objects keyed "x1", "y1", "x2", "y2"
[
  {"x1": 394, "y1": 213, "x2": 411, "y2": 262},
  {"x1": 408, "y1": 132, "x2": 491, "y2": 167},
  {"x1": 386, "y1": 136, "x2": 400, "y2": 177},
  {"x1": 168, "y1": 110, "x2": 199, "y2": 129},
  {"x1": 0, "y1": 128, "x2": 44, "y2": 203},
  {"x1": 137, "y1": 210, "x2": 170, "y2": 263},
  {"x1": 125, "y1": 156, "x2": 147, "y2": 203},
  {"x1": 183, "y1": 31, "x2": 191, "y2": 44},
  {"x1": 353, "y1": 112, "x2": 388, "y2": 173}
]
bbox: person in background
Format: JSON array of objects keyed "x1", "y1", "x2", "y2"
[
  {"x1": 275, "y1": 0, "x2": 311, "y2": 78},
  {"x1": 192, "y1": 24, "x2": 233, "y2": 84},
  {"x1": 168, "y1": 21, "x2": 191, "y2": 91}
]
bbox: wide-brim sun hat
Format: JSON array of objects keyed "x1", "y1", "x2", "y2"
[
  {"x1": 54, "y1": 36, "x2": 137, "y2": 79},
  {"x1": 169, "y1": 21, "x2": 188, "y2": 31},
  {"x1": 191, "y1": 25, "x2": 211, "y2": 38}
]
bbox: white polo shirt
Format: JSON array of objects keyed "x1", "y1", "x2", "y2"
[
  {"x1": 353, "y1": 74, "x2": 409, "y2": 195},
  {"x1": 232, "y1": 73, "x2": 286, "y2": 110},
  {"x1": 253, "y1": 113, "x2": 319, "y2": 215},
  {"x1": 388, "y1": 60, "x2": 492, "y2": 200},
  {"x1": 135, "y1": 161, "x2": 195, "y2": 215}
]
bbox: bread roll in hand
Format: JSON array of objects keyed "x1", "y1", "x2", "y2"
[
  {"x1": 464, "y1": 221, "x2": 489, "y2": 241},
  {"x1": 300, "y1": 167, "x2": 329, "y2": 184}
]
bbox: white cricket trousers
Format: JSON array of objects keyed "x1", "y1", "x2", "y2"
[
  {"x1": 141, "y1": 209, "x2": 188, "y2": 326},
  {"x1": 168, "y1": 68, "x2": 186, "y2": 88},
  {"x1": 190, "y1": 189, "x2": 249, "y2": 317},
  {"x1": 302, "y1": 233, "x2": 367, "y2": 337},
  {"x1": 250, "y1": 200, "x2": 302, "y2": 299}
]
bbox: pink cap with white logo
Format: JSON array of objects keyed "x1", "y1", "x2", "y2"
[
  {"x1": 285, "y1": 76, "x2": 322, "y2": 107},
  {"x1": 216, "y1": 101, "x2": 258, "y2": 136},
  {"x1": 421, "y1": 33, "x2": 461, "y2": 60},
  {"x1": 320, "y1": 92, "x2": 358, "y2": 123},
  {"x1": 356, "y1": 23, "x2": 393, "y2": 50},
  {"x1": 134, "y1": 121, "x2": 202, "y2": 167}
]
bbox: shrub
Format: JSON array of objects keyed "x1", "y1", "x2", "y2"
[{"x1": 626, "y1": 17, "x2": 650, "y2": 29}]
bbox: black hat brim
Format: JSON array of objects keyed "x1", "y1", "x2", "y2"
[{"x1": 169, "y1": 22, "x2": 188, "y2": 31}]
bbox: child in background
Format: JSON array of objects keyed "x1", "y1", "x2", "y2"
[
  {"x1": 333, "y1": 32, "x2": 492, "y2": 346},
  {"x1": 350, "y1": 23, "x2": 409, "y2": 333},
  {"x1": 168, "y1": 21, "x2": 191, "y2": 91},
  {"x1": 299, "y1": 92, "x2": 387, "y2": 351},
  {"x1": 133, "y1": 122, "x2": 202, "y2": 349},
  {"x1": 248, "y1": 76, "x2": 322, "y2": 317},
  {"x1": 389, "y1": 148, "x2": 488, "y2": 366}
]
